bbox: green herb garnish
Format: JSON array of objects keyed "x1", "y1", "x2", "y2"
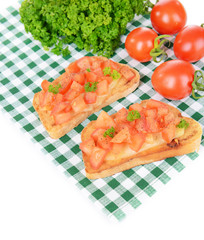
[
  {"x1": 86, "y1": 68, "x2": 91, "y2": 72},
  {"x1": 111, "y1": 69, "x2": 121, "y2": 80},
  {"x1": 176, "y1": 119, "x2": 189, "y2": 129},
  {"x1": 84, "y1": 81, "x2": 98, "y2": 92},
  {"x1": 127, "y1": 110, "x2": 141, "y2": 122},
  {"x1": 103, "y1": 67, "x2": 111, "y2": 76},
  {"x1": 103, "y1": 127, "x2": 115, "y2": 138},
  {"x1": 48, "y1": 83, "x2": 61, "y2": 94}
]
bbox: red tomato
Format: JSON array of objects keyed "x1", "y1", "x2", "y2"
[
  {"x1": 63, "y1": 89, "x2": 80, "y2": 101},
  {"x1": 110, "y1": 127, "x2": 131, "y2": 144},
  {"x1": 162, "y1": 123, "x2": 176, "y2": 143},
  {"x1": 89, "y1": 147, "x2": 107, "y2": 170},
  {"x1": 84, "y1": 92, "x2": 97, "y2": 104},
  {"x1": 76, "y1": 57, "x2": 91, "y2": 70},
  {"x1": 91, "y1": 128, "x2": 106, "y2": 142},
  {"x1": 79, "y1": 138, "x2": 95, "y2": 156},
  {"x1": 120, "y1": 66, "x2": 135, "y2": 80},
  {"x1": 41, "y1": 80, "x2": 50, "y2": 91},
  {"x1": 85, "y1": 71, "x2": 97, "y2": 82},
  {"x1": 96, "y1": 80, "x2": 108, "y2": 95},
  {"x1": 114, "y1": 108, "x2": 128, "y2": 122},
  {"x1": 70, "y1": 81, "x2": 84, "y2": 92},
  {"x1": 150, "y1": 0, "x2": 187, "y2": 34},
  {"x1": 72, "y1": 72, "x2": 85, "y2": 85},
  {"x1": 174, "y1": 25, "x2": 204, "y2": 62},
  {"x1": 65, "y1": 61, "x2": 80, "y2": 74},
  {"x1": 51, "y1": 102, "x2": 70, "y2": 115},
  {"x1": 151, "y1": 60, "x2": 195, "y2": 100},
  {"x1": 97, "y1": 135, "x2": 113, "y2": 150},
  {"x1": 129, "y1": 103, "x2": 142, "y2": 112},
  {"x1": 125, "y1": 27, "x2": 158, "y2": 62}
]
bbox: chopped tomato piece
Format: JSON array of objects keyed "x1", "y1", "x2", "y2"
[
  {"x1": 53, "y1": 93, "x2": 63, "y2": 104},
  {"x1": 54, "y1": 112, "x2": 71, "y2": 125},
  {"x1": 144, "y1": 109, "x2": 157, "y2": 118},
  {"x1": 100, "y1": 76, "x2": 113, "y2": 84},
  {"x1": 70, "y1": 81, "x2": 84, "y2": 93},
  {"x1": 114, "y1": 108, "x2": 128, "y2": 122},
  {"x1": 146, "y1": 116, "x2": 160, "y2": 133},
  {"x1": 51, "y1": 102, "x2": 70, "y2": 115},
  {"x1": 146, "y1": 99, "x2": 167, "y2": 109},
  {"x1": 110, "y1": 127, "x2": 131, "y2": 144},
  {"x1": 85, "y1": 71, "x2": 98, "y2": 82},
  {"x1": 72, "y1": 73, "x2": 85, "y2": 85},
  {"x1": 63, "y1": 89, "x2": 80, "y2": 101},
  {"x1": 84, "y1": 92, "x2": 97, "y2": 104},
  {"x1": 76, "y1": 57, "x2": 91, "y2": 70},
  {"x1": 120, "y1": 66, "x2": 135, "y2": 81},
  {"x1": 157, "y1": 106, "x2": 169, "y2": 118},
  {"x1": 91, "y1": 60, "x2": 102, "y2": 70},
  {"x1": 101, "y1": 60, "x2": 120, "y2": 72},
  {"x1": 129, "y1": 103, "x2": 143, "y2": 112},
  {"x1": 71, "y1": 94, "x2": 87, "y2": 113},
  {"x1": 96, "y1": 80, "x2": 108, "y2": 95},
  {"x1": 162, "y1": 123, "x2": 176, "y2": 143},
  {"x1": 129, "y1": 133, "x2": 146, "y2": 152},
  {"x1": 97, "y1": 135, "x2": 113, "y2": 150},
  {"x1": 41, "y1": 80, "x2": 50, "y2": 92},
  {"x1": 79, "y1": 138, "x2": 95, "y2": 156},
  {"x1": 91, "y1": 128, "x2": 106, "y2": 142},
  {"x1": 59, "y1": 75, "x2": 72, "y2": 95},
  {"x1": 95, "y1": 111, "x2": 116, "y2": 129},
  {"x1": 93, "y1": 68, "x2": 104, "y2": 77},
  {"x1": 135, "y1": 114, "x2": 148, "y2": 132},
  {"x1": 39, "y1": 91, "x2": 54, "y2": 108},
  {"x1": 65, "y1": 61, "x2": 80, "y2": 74},
  {"x1": 89, "y1": 147, "x2": 107, "y2": 170},
  {"x1": 164, "y1": 112, "x2": 175, "y2": 126}
]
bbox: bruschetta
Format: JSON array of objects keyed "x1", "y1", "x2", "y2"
[
  {"x1": 33, "y1": 56, "x2": 140, "y2": 138},
  {"x1": 80, "y1": 99, "x2": 202, "y2": 179}
]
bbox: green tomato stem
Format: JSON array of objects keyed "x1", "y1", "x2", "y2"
[
  {"x1": 150, "y1": 35, "x2": 172, "y2": 63},
  {"x1": 192, "y1": 70, "x2": 204, "y2": 99}
]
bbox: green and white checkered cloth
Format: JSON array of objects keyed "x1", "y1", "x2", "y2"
[{"x1": 0, "y1": 3, "x2": 204, "y2": 221}]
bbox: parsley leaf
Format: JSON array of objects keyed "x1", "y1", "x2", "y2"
[
  {"x1": 86, "y1": 68, "x2": 91, "y2": 72},
  {"x1": 127, "y1": 110, "x2": 141, "y2": 122},
  {"x1": 84, "y1": 82, "x2": 98, "y2": 92},
  {"x1": 103, "y1": 67, "x2": 111, "y2": 76},
  {"x1": 48, "y1": 83, "x2": 61, "y2": 94},
  {"x1": 103, "y1": 127, "x2": 115, "y2": 138},
  {"x1": 176, "y1": 119, "x2": 189, "y2": 129},
  {"x1": 111, "y1": 69, "x2": 121, "y2": 80}
]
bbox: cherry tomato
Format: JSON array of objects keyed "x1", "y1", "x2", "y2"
[
  {"x1": 150, "y1": 0, "x2": 187, "y2": 34},
  {"x1": 125, "y1": 27, "x2": 158, "y2": 62},
  {"x1": 173, "y1": 25, "x2": 204, "y2": 62},
  {"x1": 151, "y1": 60, "x2": 195, "y2": 100}
]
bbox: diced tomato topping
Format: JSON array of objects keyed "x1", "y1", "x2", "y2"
[
  {"x1": 53, "y1": 93, "x2": 63, "y2": 104},
  {"x1": 120, "y1": 66, "x2": 135, "y2": 81},
  {"x1": 41, "y1": 80, "x2": 50, "y2": 92},
  {"x1": 84, "y1": 92, "x2": 97, "y2": 104},
  {"x1": 72, "y1": 73, "x2": 85, "y2": 85},
  {"x1": 59, "y1": 75, "x2": 72, "y2": 95},
  {"x1": 76, "y1": 57, "x2": 91, "y2": 70},
  {"x1": 93, "y1": 68, "x2": 104, "y2": 77},
  {"x1": 79, "y1": 138, "x2": 95, "y2": 156},
  {"x1": 164, "y1": 112, "x2": 175, "y2": 126},
  {"x1": 91, "y1": 128, "x2": 106, "y2": 142},
  {"x1": 70, "y1": 81, "x2": 84, "y2": 93},
  {"x1": 71, "y1": 94, "x2": 87, "y2": 113},
  {"x1": 39, "y1": 91, "x2": 54, "y2": 108},
  {"x1": 135, "y1": 114, "x2": 148, "y2": 132},
  {"x1": 51, "y1": 102, "x2": 70, "y2": 115},
  {"x1": 157, "y1": 106, "x2": 169, "y2": 118},
  {"x1": 96, "y1": 80, "x2": 108, "y2": 95},
  {"x1": 65, "y1": 61, "x2": 80, "y2": 74},
  {"x1": 100, "y1": 76, "x2": 112, "y2": 84},
  {"x1": 95, "y1": 111, "x2": 116, "y2": 129},
  {"x1": 63, "y1": 89, "x2": 80, "y2": 101},
  {"x1": 89, "y1": 147, "x2": 107, "y2": 170},
  {"x1": 54, "y1": 112, "x2": 71, "y2": 125},
  {"x1": 129, "y1": 133, "x2": 146, "y2": 152},
  {"x1": 91, "y1": 60, "x2": 102, "y2": 70},
  {"x1": 129, "y1": 103, "x2": 143, "y2": 112},
  {"x1": 144, "y1": 109, "x2": 157, "y2": 118},
  {"x1": 85, "y1": 71, "x2": 98, "y2": 82},
  {"x1": 110, "y1": 127, "x2": 131, "y2": 144},
  {"x1": 101, "y1": 60, "x2": 120, "y2": 72},
  {"x1": 114, "y1": 108, "x2": 128, "y2": 122},
  {"x1": 146, "y1": 99, "x2": 167, "y2": 109},
  {"x1": 97, "y1": 135, "x2": 113, "y2": 150},
  {"x1": 146, "y1": 116, "x2": 160, "y2": 133},
  {"x1": 162, "y1": 123, "x2": 176, "y2": 143}
]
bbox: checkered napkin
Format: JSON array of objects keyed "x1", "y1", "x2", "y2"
[{"x1": 0, "y1": 3, "x2": 204, "y2": 221}]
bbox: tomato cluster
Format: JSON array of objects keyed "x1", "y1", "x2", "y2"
[{"x1": 125, "y1": 0, "x2": 204, "y2": 100}]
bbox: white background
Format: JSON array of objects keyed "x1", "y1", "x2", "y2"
[{"x1": 0, "y1": 0, "x2": 204, "y2": 239}]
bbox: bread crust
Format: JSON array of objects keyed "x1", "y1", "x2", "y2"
[
  {"x1": 33, "y1": 56, "x2": 140, "y2": 138},
  {"x1": 81, "y1": 102, "x2": 202, "y2": 179}
]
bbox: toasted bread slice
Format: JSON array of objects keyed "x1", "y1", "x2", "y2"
[
  {"x1": 81, "y1": 100, "x2": 202, "y2": 179},
  {"x1": 33, "y1": 56, "x2": 140, "y2": 138}
]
